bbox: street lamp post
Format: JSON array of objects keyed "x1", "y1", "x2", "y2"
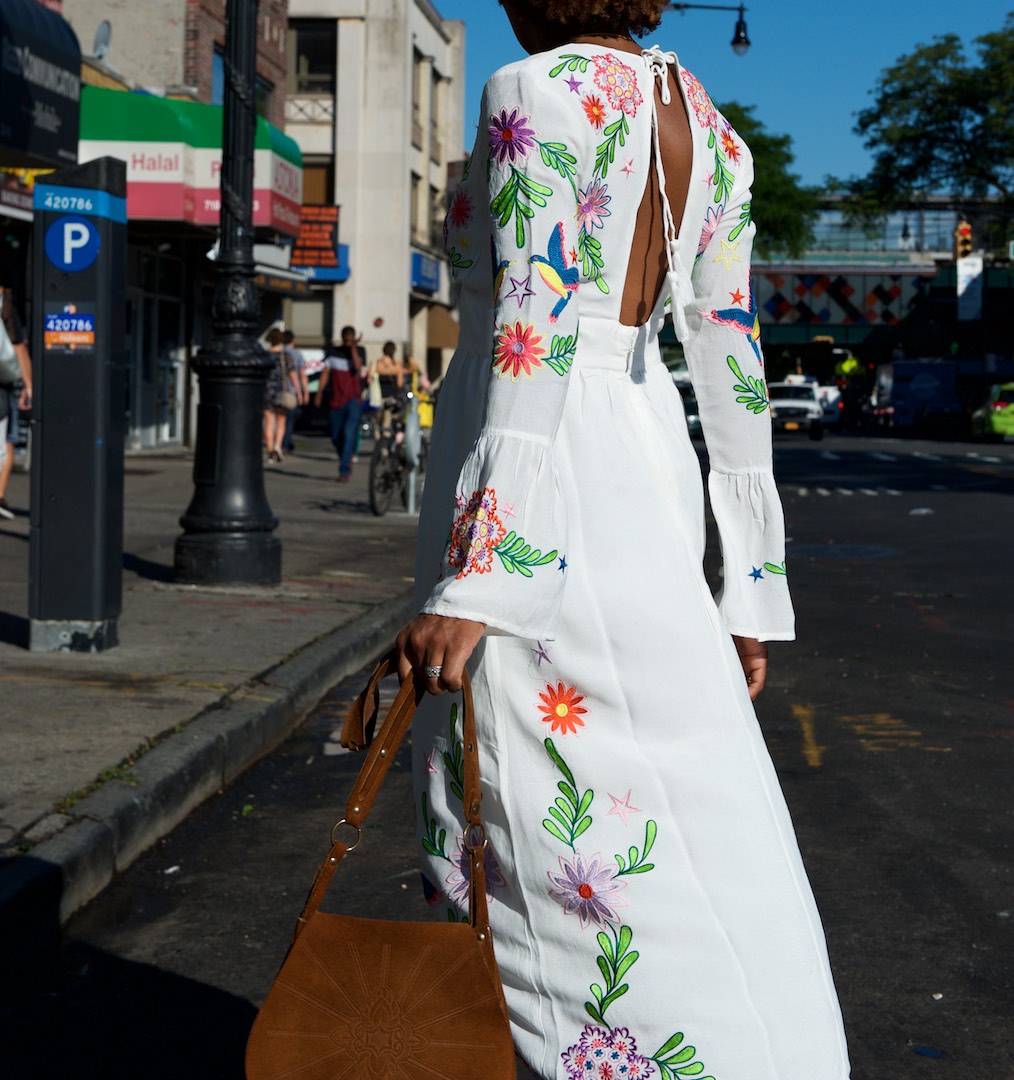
[
  {"x1": 670, "y1": 3, "x2": 751, "y2": 55},
  {"x1": 174, "y1": 0, "x2": 281, "y2": 586}
]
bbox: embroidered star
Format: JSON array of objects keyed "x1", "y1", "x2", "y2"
[
  {"x1": 500, "y1": 501, "x2": 517, "y2": 519},
  {"x1": 713, "y1": 240, "x2": 742, "y2": 270},
  {"x1": 504, "y1": 273, "x2": 536, "y2": 308},
  {"x1": 606, "y1": 790, "x2": 642, "y2": 827},
  {"x1": 621, "y1": 158, "x2": 635, "y2": 177},
  {"x1": 425, "y1": 749, "x2": 439, "y2": 774},
  {"x1": 565, "y1": 74, "x2": 583, "y2": 93},
  {"x1": 729, "y1": 288, "x2": 746, "y2": 306},
  {"x1": 558, "y1": 556, "x2": 568, "y2": 572},
  {"x1": 703, "y1": 171, "x2": 714, "y2": 187},
  {"x1": 454, "y1": 493, "x2": 466, "y2": 509},
  {"x1": 532, "y1": 641, "x2": 552, "y2": 666},
  {"x1": 749, "y1": 566, "x2": 764, "y2": 582},
  {"x1": 569, "y1": 247, "x2": 579, "y2": 266}
]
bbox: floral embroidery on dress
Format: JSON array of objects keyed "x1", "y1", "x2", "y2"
[
  {"x1": 449, "y1": 487, "x2": 507, "y2": 577},
  {"x1": 562, "y1": 1024, "x2": 653, "y2": 1080},
  {"x1": 697, "y1": 205, "x2": 723, "y2": 259},
  {"x1": 701, "y1": 275, "x2": 761, "y2": 361},
  {"x1": 720, "y1": 126, "x2": 742, "y2": 164},
  {"x1": 447, "y1": 185, "x2": 473, "y2": 229},
  {"x1": 680, "y1": 68, "x2": 717, "y2": 130},
  {"x1": 548, "y1": 852, "x2": 627, "y2": 928},
  {"x1": 493, "y1": 320, "x2": 546, "y2": 380},
  {"x1": 592, "y1": 53, "x2": 643, "y2": 118},
  {"x1": 538, "y1": 681, "x2": 589, "y2": 735},
  {"x1": 577, "y1": 180, "x2": 612, "y2": 233},
  {"x1": 727, "y1": 355, "x2": 769, "y2": 413},
  {"x1": 582, "y1": 94, "x2": 608, "y2": 130},
  {"x1": 489, "y1": 106, "x2": 537, "y2": 166},
  {"x1": 445, "y1": 835, "x2": 507, "y2": 907}
]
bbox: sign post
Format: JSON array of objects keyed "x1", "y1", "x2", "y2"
[{"x1": 28, "y1": 157, "x2": 127, "y2": 652}]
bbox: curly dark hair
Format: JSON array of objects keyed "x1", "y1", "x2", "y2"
[{"x1": 501, "y1": 0, "x2": 669, "y2": 37}]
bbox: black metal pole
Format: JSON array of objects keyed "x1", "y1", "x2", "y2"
[{"x1": 174, "y1": 0, "x2": 281, "y2": 586}]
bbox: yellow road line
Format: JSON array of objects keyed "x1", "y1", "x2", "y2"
[{"x1": 792, "y1": 703, "x2": 825, "y2": 768}]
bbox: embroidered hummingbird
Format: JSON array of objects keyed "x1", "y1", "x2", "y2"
[
  {"x1": 530, "y1": 222, "x2": 579, "y2": 323},
  {"x1": 702, "y1": 272, "x2": 762, "y2": 362}
]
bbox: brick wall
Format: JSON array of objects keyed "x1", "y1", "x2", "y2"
[{"x1": 185, "y1": 0, "x2": 288, "y2": 129}]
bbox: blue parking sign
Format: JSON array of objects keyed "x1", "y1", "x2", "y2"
[{"x1": 44, "y1": 215, "x2": 102, "y2": 272}]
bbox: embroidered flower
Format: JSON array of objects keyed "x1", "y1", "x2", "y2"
[
  {"x1": 537, "y1": 681, "x2": 588, "y2": 735},
  {"x1": 562, "y1": 1025, "x2": 653, "y2": 1080},
  {"x1": 576, "y1": 179, "x2": 612, "y2": 233},
  {"x1": 488, "y1": 107, "x2": 537, "y2": 166},
  {"x1": 680, "y1": 68, "x2": 717, "y2": 130},
  {"x1": 697, "y1": 205, "x2": 723, "y2": 258},
  {"x1": 592, "y1": 53, "x2": 643, "y2": 117},
  {"x1": 582, "y1": 93, "x2": 608, "y2": 131},
  {"x1": 720, "y1": 127, "x2": 742, "y2": 164},
  {"x1": 548, "y1": 853, "x2": 626, "y2": 928},
  {"x1": 447, "y1": 185, "x2": 473, "y2": 229},
  {"x1": 449, "y1": 487, "x2": 507, "y2": 578},
  {"x1": 445, "y1": 836, "x2": 507, "y2": 908},
  {"x1": 493, "y1": 320, "x2": 546, "y2": 380}
]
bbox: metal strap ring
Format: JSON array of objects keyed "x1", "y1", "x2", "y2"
[{"x1": 330, "y1": 818, "x2": 363, "y2": 850}]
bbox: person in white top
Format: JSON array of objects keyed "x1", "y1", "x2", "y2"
[{"x1": 395, "y1": 2, "x2": 851, "y2": 1077}]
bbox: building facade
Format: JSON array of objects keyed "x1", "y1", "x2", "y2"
[{"x1": 284, "y1": 0, "x2": 464, "y2": 376}]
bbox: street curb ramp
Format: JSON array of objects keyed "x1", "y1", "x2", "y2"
[{"x1": 0, "y1": 590, "x2": 417, "y2": 1004}]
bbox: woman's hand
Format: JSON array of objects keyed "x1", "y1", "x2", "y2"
[
  {"x1": 396, "y1": 614, "x2": 485, "y2": 694},
  {"x1": 732, "y1": 635, "x2": 768, "y2": 701}
]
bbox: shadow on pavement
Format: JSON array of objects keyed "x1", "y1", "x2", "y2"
[
  {"x1": 122, "y1": 552, "x2": 174, "y2": 583},
  {"x1": 0, "y1": 610, "x2": 28, "y2": 648},
  {"x1": 0, "y1": 943, "x2": 255, "y2": 1079}
]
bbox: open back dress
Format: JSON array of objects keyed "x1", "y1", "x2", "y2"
[{"x1": 410, "y1": 43, "x2": 851, "y2": 1080}]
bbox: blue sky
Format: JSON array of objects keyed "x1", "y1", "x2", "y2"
[{"x1": 435, "y1": 1, "x2": 1011, "y2": 187}]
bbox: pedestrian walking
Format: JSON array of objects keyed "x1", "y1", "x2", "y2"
[
  {"x1": 0, "y1": 282, "x2": 32, "y2": 520},
  {"x1": 394, "y1": 2, "x2": 851, "y2": 1078},
  {"x1": 263, "y1": 328, "x2": 297, "y2": 463},
  {"x1": 314, "y1": 325, "x2": 365, "y2": 481},
  {"x1": 281, "y1": 329, "x2": 308, "y2": 452}
]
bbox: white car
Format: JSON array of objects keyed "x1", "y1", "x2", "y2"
[
  {"x1": 768, "y1": 382, "x2": 824, "y2": 440},
  {"x1": 817, "y1": 385, "x2": 843, "y2": 430}
]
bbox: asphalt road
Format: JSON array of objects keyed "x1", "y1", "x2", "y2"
[{"x1": 1, "y1": 433, "x2": 1011, "y2": 1080}]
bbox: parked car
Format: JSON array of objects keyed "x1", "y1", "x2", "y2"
[
  {"x1": 673, "y1": 380, "x2": 702, "y2": 438},
  {"x1": 971, "y1": 382, "x2": 1014, "y2": 440},
  {"x1": 768, "y1": 382, "x2": 824, "y2": 440},
  {"x1": 817, "y1": 385, "x2": 843, "y2": 431}
]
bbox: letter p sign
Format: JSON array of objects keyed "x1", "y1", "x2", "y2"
[{"x1": 45, "y1": 215, "x2": 101, "y2": 273}]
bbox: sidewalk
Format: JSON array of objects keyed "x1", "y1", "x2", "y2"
[{"x1": 0, "y1": 433, "x2": 420, "y2": 990}]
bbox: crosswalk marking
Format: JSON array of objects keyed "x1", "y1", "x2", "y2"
[{"x1": 870, "y1": 451, "x2": 899, "y2": 461}]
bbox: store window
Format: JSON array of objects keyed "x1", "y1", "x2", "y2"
[
  {"x1": 287, "y1": 21, "x2": 337, "y2": 95},
  {"x1": 301, "y1": 160, "x2": 335, "y2": 205},
  {"x1": 212, "y1": 50, "x2": 274, "y2": 117}
]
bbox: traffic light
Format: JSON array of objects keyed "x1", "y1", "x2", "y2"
[{"x1": 954, "y1": 219, "x2": 973, "y2": 260}]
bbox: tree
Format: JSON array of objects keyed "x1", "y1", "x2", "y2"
[
  {"x1": 843, "y1": 12, "x2": 1014, "y2": 218},
  {"x1": 717, "y1": 102, "x2": 820, "y2": 259}
]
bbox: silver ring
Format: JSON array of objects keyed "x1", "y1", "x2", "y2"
[{"x1": 424, "y1": 665, "x2": 443, "y2": 679}]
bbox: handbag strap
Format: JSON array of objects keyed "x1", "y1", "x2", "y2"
[{"x1": 295, "y1": 656, "x2": 493, "y2": 946}]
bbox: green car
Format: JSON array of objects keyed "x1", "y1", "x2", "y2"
[{"x1": 971, "y1": 383, "x2": 1014, "y2": 440}]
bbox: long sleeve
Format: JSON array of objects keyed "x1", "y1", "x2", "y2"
[
  {"x1": 420, "y1": 68, "x2": 581, "y2": 638},
  {"x1": 680, "y1": 135, "x2": 795, "y2": 641}
]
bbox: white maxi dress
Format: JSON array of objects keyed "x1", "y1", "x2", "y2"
[{"x1": 411, "y1": 44, "x2": 851, "y2": 1080}]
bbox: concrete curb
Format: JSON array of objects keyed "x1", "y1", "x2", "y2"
[{"x1": 0, "y1": 589, "x2": 417, "y2": 996}]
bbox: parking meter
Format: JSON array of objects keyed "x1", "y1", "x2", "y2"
[{"x1": 28, "y1": 157, "x2": 127, "y2": 652}]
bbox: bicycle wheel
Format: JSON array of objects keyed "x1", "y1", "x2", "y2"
[{"x1": 369, "y1": 437, "x2": 402, "y2": 516}]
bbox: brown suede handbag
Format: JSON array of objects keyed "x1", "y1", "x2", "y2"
[{"x1": 245, "y1": 655, "x2": 516, "y2": 1080}]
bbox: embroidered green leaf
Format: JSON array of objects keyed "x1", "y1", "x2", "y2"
[
  {"x1": 594, "y1": 114, "x2": 629, "y2": 179},
  {"x1": 442, "y1": 704, "x2": 465, "y2": 802},
  {"x1": 446, "y1": 245, "x2": 474, "y2": 270},
  {"x1": 727, "y1": 201, "x2": 751, "y2": 243},
  {"x1": 654, "y1": 1032, "x2": 687, "y2": 1059},
  {"x1": 586, "y1": 924, "x2": 640, "y2": 1024},
  {"x1": 544, "y1": 329, "x2": 579, "y2": 376},
  {"x1": 542, "y1": 738, "x2": 593, "y2": 850},
  {"x1": 713, "y1": 148, "x2": 735, "y2": 205},
  {"x1": 538, "y1": 140, "x2": 578, "y2": 196},
  {"x1": 490, "y1": 168, "x2": 553, "y2": 249},
  {"x1": 652, "y1": 1032, "x2": 714, "y2": 1080},
  {"x1": 615, "y1": 819, "x2": 658, "y2": 876},
  {"x1": 420, "y1": 792, "x2": 449, "y2": 860},
  {"x1": 549, "y1": 53, "x2": 591, "y2": 77},
  {"x1": 763, "y1": 560, "x2": 787, "y2": 576},
  {"x1": 494, "y1": 530, "x2": 558, "y2": 577},
  {"x1": 578, "y1": 231, "x2": 610, "y2": 295},
  {"x1": 727, "y1": 355, "x2": 769, "y2": 414}
]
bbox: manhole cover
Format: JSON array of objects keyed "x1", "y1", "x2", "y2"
[{"x1": 790, "y1": 544, "x2": 899, "y2": 559}]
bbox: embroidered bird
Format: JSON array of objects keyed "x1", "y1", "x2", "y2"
[
  {"x1": 491, "y1": 238, "x2": 511, "y2": 302},
  {"x1": 702, "y1": 272, "x2": 761, "y2": 362},
  {"x1": 530, "y1": 222, "x2": 579, "y2": 323}
]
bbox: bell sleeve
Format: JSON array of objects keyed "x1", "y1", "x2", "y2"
[
  {"x1": 680, "y1": 139, "x2": 795, "y2": 641},
  {"x1": 420, "y1": 67, "x2": 580, "y2": 639}
]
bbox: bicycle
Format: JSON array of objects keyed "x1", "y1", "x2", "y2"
[{"x1": 368, "y1": 392, "x2": 430, "y2": 516}]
